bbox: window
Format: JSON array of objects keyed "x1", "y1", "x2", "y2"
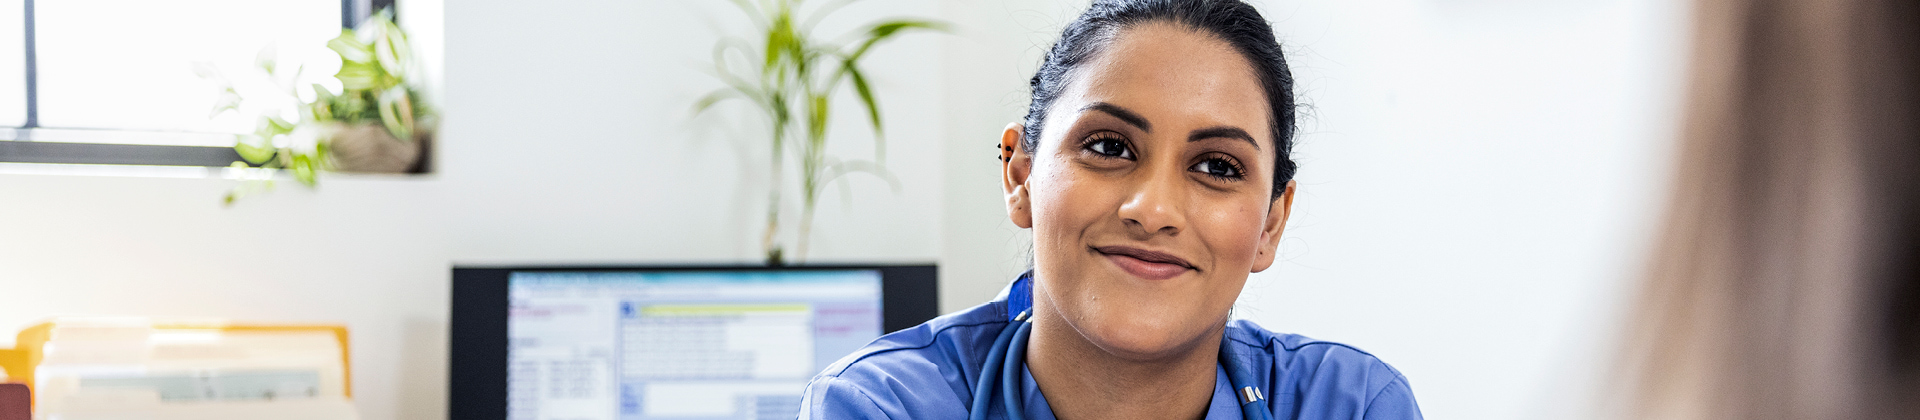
[
  {"x1": 0, "y1": 0, "x2": 24, "y2": 128},
  {"x1": 1, "y1": 0, "x2": 390, "y2": 167}
]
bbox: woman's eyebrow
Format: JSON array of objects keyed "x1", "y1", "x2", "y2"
[
  {"x1": 1081, "y1": 102, "x2": 1152, "y2": 132},
  {"x1": 1189, "y1": 126, "x2": 1259, "y2": 150}
]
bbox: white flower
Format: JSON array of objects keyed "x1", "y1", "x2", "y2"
[
  {"x1": 286, "y1": 125, "x2": 322, "y2": 155},
  {"x1": 223, "y1": 162, "x2": 276, "y2": 181}
]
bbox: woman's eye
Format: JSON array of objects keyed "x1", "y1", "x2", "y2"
[
  {"x1": 1085, "y1": 136, "x2": 1133, "y2": 159},
  {"x1": 1191, "y1": 157, "x2": 1243, "y2": 179}
]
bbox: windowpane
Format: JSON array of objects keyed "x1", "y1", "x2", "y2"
[
  {"x1": 0, "y1": 0, "x2": 24, "y2": 127},
  {"x1": 35, "y1": 0, "x2": 339, "y2": 137}
]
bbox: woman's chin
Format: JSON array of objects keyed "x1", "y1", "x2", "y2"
[{"x1": 1080, "y1": 315, "x2": 1212, "y2": 361}]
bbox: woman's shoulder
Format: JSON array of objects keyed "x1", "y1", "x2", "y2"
[
  {"x1": 1224, "y1": 319, "x2": 1424, "y2": 419},
  {"x1": 800, "y1": 301, "x2": 1009, "y2": 419},
  {"x1": 815, "y1": 300, "x2": 1009, "y2": 379}
]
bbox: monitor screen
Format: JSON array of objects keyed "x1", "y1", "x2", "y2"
[
  {"x1": 507, "y1": 270, "x2": 879, "y2": 420},
  {"x1": 449, "y1": 265, "x2": 937, "y2": 420}
]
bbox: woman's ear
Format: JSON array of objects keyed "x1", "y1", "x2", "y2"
[
  {"x1": 1002, "y1": 123, "x2": 1034, "y2": 229},
  {"x1": 1251, "y1": 180, "x2": 1296, "y2": 272}
]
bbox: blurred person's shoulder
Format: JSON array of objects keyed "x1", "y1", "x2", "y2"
[{"x1": 1225, "y1": 319, "x2": 1425, "y2": 419}]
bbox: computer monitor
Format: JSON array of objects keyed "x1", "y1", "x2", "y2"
[{"x1": 449, "y1": 265, "x2": 938, "y2": 420}]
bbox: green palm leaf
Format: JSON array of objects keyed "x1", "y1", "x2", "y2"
[{"x1": 696, "y1": 0, "x2": 942, "y2": 263}]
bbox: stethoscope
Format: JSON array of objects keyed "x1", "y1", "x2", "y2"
[{"x1": 968, "y1": 276, "x2": 1275, "y2": 420}]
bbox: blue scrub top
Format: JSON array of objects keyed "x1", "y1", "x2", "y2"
[{"x1": 800, "y1": 272, "x2": 1424, "y2": 419}]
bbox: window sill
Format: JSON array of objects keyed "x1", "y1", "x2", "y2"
[
  {"x1": 0, "y1": 161, "x2": 438, "y2": 181},
  {"x1": 0, "y1": 128, "x2": 433, "y2": 179}
]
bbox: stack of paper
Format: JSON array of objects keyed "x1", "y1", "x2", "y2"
[{"x1": 0, "y1": 318, "x2": 357, "y2": 420}]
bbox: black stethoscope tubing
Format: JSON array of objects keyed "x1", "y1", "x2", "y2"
[{"x1": 968, "y1": 310, "x2": 1275, "y2": 420}]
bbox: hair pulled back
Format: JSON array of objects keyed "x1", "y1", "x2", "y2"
[{"x1": 1023, "y1": 0, "x2": 1298, "y2": 196}]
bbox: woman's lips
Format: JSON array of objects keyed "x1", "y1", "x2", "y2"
[{"x1": 1094, "y1": 246, "x2": 1194, "y2": 280}]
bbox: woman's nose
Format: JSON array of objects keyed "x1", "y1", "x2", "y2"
[{"x1": 1117, "y1": 167, "x2": 1185, "y2": 238}]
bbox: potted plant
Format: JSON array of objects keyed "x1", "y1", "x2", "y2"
[
  {"x1": 320, "y1": 9, "x2": 434, "y2": 174},
  {"x1": 695, "y1": 0, "x2": 942, "y2": 265},
  {"x1": 205, "y1": 9, "x2": 435, "y2": 204}
]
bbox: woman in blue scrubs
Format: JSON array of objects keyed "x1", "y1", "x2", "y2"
[{"x1": 803, "y1": 0, "x2": 1422, "y2": 418}]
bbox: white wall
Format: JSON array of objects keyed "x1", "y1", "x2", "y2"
[
  {"x1": 0, "y1": 1, "x2": 1687, "y2": 419},
  {"x1": 1234, "y1": 0, "x2": 1687, "y2": 418},
  {"x1": 440, "y1": 0, "x2": 947, "y2": 266}
]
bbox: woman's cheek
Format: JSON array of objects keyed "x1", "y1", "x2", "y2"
[
  {"x1": 1031, "y1": 161, "x2": 1098, "y2": 271},
  {"x1": 1038, "y1": 162, "x2": 1108, "y2": 232},
  {"x1": 1201, "y1": 198, "x2": 1267, "y2": 268}
]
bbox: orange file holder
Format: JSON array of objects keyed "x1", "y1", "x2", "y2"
[{"x1": 0, "y1": 318, "x2": 353, "y2": 420}]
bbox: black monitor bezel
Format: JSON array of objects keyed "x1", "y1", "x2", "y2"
[{"x1": 448, "y1": 264, "x2": 937, "y2": 420}]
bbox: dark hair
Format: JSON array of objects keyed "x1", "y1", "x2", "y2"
[{"x1": 1023, "y1": 0, "x2": 1298, "y2": 196}]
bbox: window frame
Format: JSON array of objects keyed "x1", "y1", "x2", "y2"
[{"x1": 0, "y1": 0, "x2": 395, "y2": 168}]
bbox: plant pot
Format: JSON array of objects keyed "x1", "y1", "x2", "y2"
[{"x1": 326, "y1": 123, "x2": 422, "y2": 173}]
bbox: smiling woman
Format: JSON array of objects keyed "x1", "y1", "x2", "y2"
[{"x1": 798, "y1": 1, "x2": 1423, "y2": 419}]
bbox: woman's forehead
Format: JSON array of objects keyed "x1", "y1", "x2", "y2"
[{"x1": 1050, "y1": 23, "x2": 1274, "y2": 148}]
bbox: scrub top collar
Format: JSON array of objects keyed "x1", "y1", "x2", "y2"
[{"x1": 996, "y1": 271, "x2": 1256, "y2": 420}]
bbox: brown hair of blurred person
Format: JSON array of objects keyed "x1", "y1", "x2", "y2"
[{"x1": 1619, "y1": 0, "x2": 1920, "y2": 418}]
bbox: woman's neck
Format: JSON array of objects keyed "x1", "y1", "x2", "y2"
[{"x1": 1024, "y1": 308, "x2": 1224, "y2": 420}]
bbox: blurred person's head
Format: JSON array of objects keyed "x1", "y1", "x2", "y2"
[
  {"x1": 995, "y1": 0, "x2": 1297, "y2": 360},
  {"x1": 1620, "y1": 0, "x2": 1920, "y2": 418}
]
